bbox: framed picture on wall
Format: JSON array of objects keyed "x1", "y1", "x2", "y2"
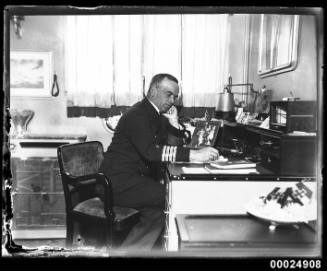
[{"x1": 10, "y1": 51, "x2": 53, "y2": 97}]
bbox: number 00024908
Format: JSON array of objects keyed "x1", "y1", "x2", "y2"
[{"x1": 270, "y1": 259, "x2": 321, "y2": 269}]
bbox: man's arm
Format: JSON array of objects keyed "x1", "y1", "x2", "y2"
[
  {"x1": 124, "y1": 111, "x2": 190, "y2": 162},
  {"x1": 162, "y1": 106, "x2": 219, "y2": 162},
  {"x1": 124, "y1": 108, "x2": 219, "y2": 163},
  {"x1": 162, "y1": 106, "x2": 191, "y2": 146}
]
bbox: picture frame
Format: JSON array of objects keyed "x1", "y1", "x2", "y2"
[
  {"x1": 189, "y1": 120, "x2": 221, "y2": 148},
  {"x1": 10, "y1": 51, "x2": 53, "y2": 97}
]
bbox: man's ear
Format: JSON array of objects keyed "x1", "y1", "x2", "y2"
[{"x1": 148, "y1": 87, "x2": 156, "y2": 98}]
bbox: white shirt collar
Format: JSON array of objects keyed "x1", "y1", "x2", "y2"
[{"x1": 147, "y1": 97, "x2": 160, "y2": 115}]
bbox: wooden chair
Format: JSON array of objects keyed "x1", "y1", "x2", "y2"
[{"x1": 57, "y1": 141, "x2": 139, "y2": 250}]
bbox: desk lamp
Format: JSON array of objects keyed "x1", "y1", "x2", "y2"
[{"x1": 216, "y1": 77, "x2": 235, "y2": 122}]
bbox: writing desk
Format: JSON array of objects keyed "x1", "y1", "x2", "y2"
[{"x1": 163, "y1": 163, "x2": 319, "y2": 257}]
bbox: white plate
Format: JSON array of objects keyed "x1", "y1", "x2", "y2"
[{"x1": 245, "y1": 198, "x2": 317, "y2": 224}]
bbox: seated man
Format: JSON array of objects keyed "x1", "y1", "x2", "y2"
[{"x1": 100, "y1": 73, "x2": 219, "y2": 251}]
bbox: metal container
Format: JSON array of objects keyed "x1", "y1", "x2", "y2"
[{"x1": 217, "y1": 89, "x2": 235, "y2": 112}]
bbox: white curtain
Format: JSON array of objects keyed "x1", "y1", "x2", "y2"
[
  {"x1": 142, "y1": 15, "x2": 181, "y2": 93},
  {"x1": 65, "y1": 16, "x2": 113, "y2": 107},
  {"x1": 65, "y1": 14, "x2": 229, "y2": 110},
  {"x1": 182, "y1": 14, "x2": 229, "y2": 107},
  {"x1": 65, "y1": 15, "x2": 144, "y2": 108},
  {"x1": 112, "y1": 15, "x2": 144, "y2": 106}
]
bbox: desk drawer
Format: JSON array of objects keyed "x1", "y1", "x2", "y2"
[{"x1": 175, "y1": 214, "x2": 316, "y2": 253}]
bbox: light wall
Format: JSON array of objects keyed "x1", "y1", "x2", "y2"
[
  {"x1": 227, "y1": 14, "x2": 249, "y2": 89},
  {"x1": 228, "y1": 14, "x2": 318, "y2": 102},
  {"x1": 247, "y1": 15, "x2": 318, "y2": 101},
  {"x1": 10, "y1": 16, "x2": 113, "y2": 149}
]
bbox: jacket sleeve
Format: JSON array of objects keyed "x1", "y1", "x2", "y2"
[
  {"x1": 124, "y1": 112, "x2": 190, "y2": 162},
  {"x1": 166, "y1": 121, "x2": 192, "y2": 145}
]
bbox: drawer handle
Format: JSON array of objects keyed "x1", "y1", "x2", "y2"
[{"x1": 259, "y1": 140, "x2": 273, "y2": 146}]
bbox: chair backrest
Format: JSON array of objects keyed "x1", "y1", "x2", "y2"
[
  {"x1": 57, "y1": 141, "x2": 108, "y2": 211},
  {"x1": 58, "y1": 141, "x2": 104, "y2": 177}
]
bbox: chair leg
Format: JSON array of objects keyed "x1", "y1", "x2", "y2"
[
  {"x1": 105, "y1": 219, "x2": 113, "y2": 251},
  {"x1": 106, "y1": 230, "x2": 113, "y2": 251},
  {"x1": 66, "y1": 217, "x2": 74, "y2": 248}
]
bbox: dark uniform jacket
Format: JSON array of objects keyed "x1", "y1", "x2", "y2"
[{"x1": 101, "y1": 98, "x2": 190, "y2": 193}]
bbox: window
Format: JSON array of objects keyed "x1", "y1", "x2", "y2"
[
  {"x1": 65, "y1": 14, "x2": 229, "y2": 115},
  {"x1": 258, "y1": 15, "x2": 300, "y2": 77}
]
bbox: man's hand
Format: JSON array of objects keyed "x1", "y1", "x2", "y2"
[
  {"x1": 162, "y1": 105, "x2": 180, "y2": 129},
  {"x1": 189, "y1": 147, "x2": 219, "y2": 162}
]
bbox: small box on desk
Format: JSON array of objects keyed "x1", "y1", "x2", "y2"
[{"x1": 269, "y1": 100, "x2": 317, "y2": 133}]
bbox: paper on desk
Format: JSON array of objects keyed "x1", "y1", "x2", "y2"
[
  {"x1": 182, "y1": 166, "x2": 258, "y2": 174},
  {"x1": 204, "y1": 166, "x2": 258, "y2": 174},
  {"x1": 182, "y1": 167, "x2": 210, "y2": 174}
]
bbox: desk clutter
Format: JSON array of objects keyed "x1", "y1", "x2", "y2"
[
  {"x1": 180, "y1": 157, "x2": 259, "y2": 175},
  {"x1": 245, "y1": 182, "x2": 316, "y2": 227},
  {"x1": 182, "y1": 167, "x2": 258, "y2": 175},
  {"x1": 209, "y1": 159, "x2": 256, "y2": 169},
  {"x1": 205, "y1": 158, "x2": 257, "y2": 174}
]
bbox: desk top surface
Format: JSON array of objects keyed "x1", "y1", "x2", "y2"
[{"x1": 167, "y1": 163, "x2": 316, "y2": 181}]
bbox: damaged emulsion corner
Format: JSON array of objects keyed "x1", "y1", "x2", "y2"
[
  {"x1": 1, "y1": 102, "x2": 16, "y2": 254},
  {"x1": 1, "y1": 6, "x2": 15, "y2": 258},
  {"x1": 1, "y1": 6, "x2": 27, "y2": 257},
  {"x1": 2, "y1": 67, "x2": 26, "y2": 256},
  {"x1": 1, "y1": 5, "x2": 110, "y2": 259}
]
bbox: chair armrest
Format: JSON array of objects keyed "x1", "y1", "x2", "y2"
[
  {"x1": 65, "y1": 172, "x2": 100, "y2": 184},
  {"x1": 95, "y1": 173, "x2": 115, "y2": 218}
]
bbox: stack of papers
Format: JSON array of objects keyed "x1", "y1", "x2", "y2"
[
  {"x1": 209, "y1": 160, "x2": 256, "y2": 169},
  {"x1": 181, "y1": 165, "x2": 258, "y2": 175},
  {"x1": 182, "y1": 167, "x2": 210, "y2": 174},
  {"x1": 204, "y1": 166, "x2": 258, "y2": 174}
]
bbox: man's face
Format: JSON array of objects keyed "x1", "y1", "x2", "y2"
[{"x1": 152, "y1": 78, "x2": 179, "y2": 113}]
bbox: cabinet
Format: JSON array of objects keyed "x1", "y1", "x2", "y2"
[
  {"x1": 217, "y1": 123, "x2": 317, "y2": 176},
  {"x1": 11, "y1": 157, "x2": 65, "y2": 229},
  {"x1": 270, "y1": 100, "x2": 317, "y2": 133},
  {"x1": 10, "y1": 135, "x2": 86, "y2": 234}
]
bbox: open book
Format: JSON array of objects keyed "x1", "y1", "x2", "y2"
[{"x1": 209, "y1": 159, "x2": 256, "y2": 169}]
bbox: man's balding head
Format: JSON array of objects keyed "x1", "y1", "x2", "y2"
[{"x1": 147, "y1": 74, "x2": 179, "y2": 113}]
